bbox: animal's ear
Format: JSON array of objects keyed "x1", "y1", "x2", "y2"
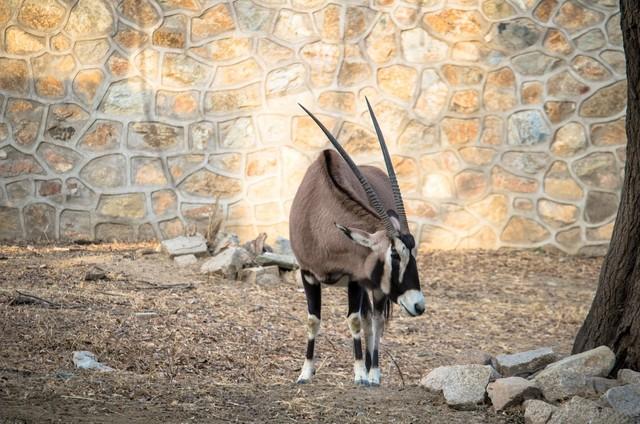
[
  {"x1": 387, "y1": 209, "x2": 401, "y2": 233},
  {"x1": 335, "y1": 223, "x2": 374, "y2": 248}
]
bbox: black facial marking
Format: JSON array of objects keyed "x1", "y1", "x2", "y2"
[
  {"x1": 370, "y1": 260, "x2": 384, "y2": 287},
  {"x1": 400, "y1": 233, "x2": 415, "y2": 250}
]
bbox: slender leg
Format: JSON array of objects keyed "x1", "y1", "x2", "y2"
[
  {"x1": 361, "y1": 290, "x2": 373, "y2": 373},
  {"x1": 297, "y1": 270, "x2": 321, "y2": 384},
  {"x1": 347, "y1": 281, "x2": 368, "y2": 385},
  {"x1": 368, "y1": 292, "x2": 387, "y2": 386}
]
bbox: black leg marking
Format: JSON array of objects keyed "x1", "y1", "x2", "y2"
[
  {"x1": 365, "y1": 351, "x2": 372, "y2": 372},
  {"x1": 297, "y1": 270, "x2": 321, "y2": 384}
]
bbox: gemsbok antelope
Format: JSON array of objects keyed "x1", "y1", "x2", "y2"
[{"x1": 290, "y1": 100, "x2": 426, "y2": 386}]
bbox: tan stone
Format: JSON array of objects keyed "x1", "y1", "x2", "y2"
[
  {"x1": 106, "y1": 53, "x2": 133, "y2": 78},
  {"x1": 315, "y1": 4, "x2": 342, "y2": 42},
  {"x1": 572, "y1": 55, "x2": 612, "y2": 81},
  {"x1": 273, "y1": 10, "x2": 314, "y2": 43},
  {"x1": 394, "y1": 6, "x2": 418, "y2": 27},
  {"x1": 95, "y1": 223, "x2": 134, "y2": 242},
  {"x1": 553, "y1": 1, "x2": 603, "y2": 34},
  {"x1": 73, "y1": 69, "x2": 104, "y2": 105},
  {"x1": 167, "y1": 154, "x2": 205, "y2": 181},
  {"x1": 51, "y1": 33, "x2": 71, "y2": 51},
  {"x1": 18, "y1": 0, "x2": 65, "y2": 31},
  {"x1": 247, "y1": 177, "x2": 280, "y2": 201},
  {"x1": 419, "y1": 225, "x2": 458, "y2": 252},
  {"x1": 192, "y1": 4, "x2": 235, "y2": 42},
  {"x1": 338, "y1": 62, "x2": 372, "y2": 86},
  {"x1": 533, "y1": 0, "x2": 558, "y2": 22},
  {"x1": 191, "y1": 37, "x2": 253, "y2": 62},
  {"x1": 482, "y1": 0, "x2": 516, "y2": 20},
  {"x1": 501, "y1": 217, "x2": 550, "y2": 244},
  {"x1": 522, "y1": 82, "x2": 543, "y2": 104},
  {"x1": 468, "y1": 194, "x2": 508, "y2": 225},
  {"x1": 301, "y1": 42, "x2": 341, "y2": 87},
  {"x1": 80, "y1": 154, "x2": 126, "y2": 189},
  {"x1": 442, "y1": 65, "x2": 483, "y2": 86},
  {"x1": 345, "y1": 6, "x2": 376, "y2": 41},
  {"x1": 0, "y1": 0, "x2": 20, "y2": 27},
  {"x1": 114, "y1": 25, "x2": 149, "y2": 50},
  {"x1": 514, "y1": 198, "x2": 534, "y2": 211},
  {"x1": 5, "y1": 27, "x2": 45, "y2": 54},
  {"x1": 484, "y1": 67, "x2": 517, "y2": 112},
  {"x1": 32, "y1": 53, "x2": 76, "y2": 98},
  {"x1": 398, "y1": 120, "x2": 437, "y2": 152},
  {"x1": 573, "y1": 153, "x2": 621, "y2": 190},
  {"x1": 254, "y1": 202, "x2": 283, "y2": 223},
  {"x1": 557, "y1": 227, "x2": 581, "y2": 249},
  {"x1": 580, "y1": 81, "x2": 627, "y2": 118},
  {"x1": 159, "y1": 218, "x2": 184, "y2": 239},
  {"x1": 209, "y1": 153, "x2": 242, "y2": 175},
  {"x1": 132, "y1": 157, "x2": 167, "y2": 186},
  {"x1": 0, "y1": 58, "x2": 29, "y2": 95},
  {"x1": 100, "y1": 77, "x2": 154, "y2": 116},
  {"x1": 257, "y1": 115, "x2": 289, "y2": 146},
  {"x1": 423, "y1": 174, "x2": 454, "y2": 199},
  {"x1": 119, "y1": 0, "x2": 161, "y2": 28},
  {"x1": 179, "y1": 169, "x2": 242, "y2": 198},
  {"x1": 492, "y1": 166, "x2": 538, "y2": 193},
  {"x1": 454, "y1": 170, "x2": 488, "y2": 200},
  {"x1": 459, "y1": 147, "x2": 496, "y2": 166},
  {"x1": 318, "y1": 91, "x2": 356, "y2": 114},
  {"x1": 442, "y1": 204, "x2": 478, "y2": 231},
  {"x1": 156, "y1": 90, "x2": 200, "y2": 121},
  {"x1": 266, "y1": 64, "x2": 307, "y2": 97},
  {"x1": 420, "y1": 151, "x2": 460, "y2": 173},
  {"x1": 377, "y1": 65, "x2": 417, "y2": 101},
  {"x1": 450, "y1": 89, "x2": 480, "y2": 114},
  {"x1": 401, "y1": 27, "x2": 448, "y2": 63},
  {"x1": 423, "y1": 9, "x2": 488, "y2": 40},
  {"x1": 162, "y1": 53, "x2": 209, "y2": 88},
  {"x1": 547, "y1": 71, "x2": 590, "y2": 98},
  {"x1": 459, "y1": 226, "x2": 498, "y2": 250},
  {"x1": 586, "y1": 222, "x2": 614, "y2": 241},
  {"x1": 544, "y1": 101, "x2": 576, "y2": 124},
  {"x1": 365, "y1": 14, "x2": 397, "y2": 63},
  {"x1": 153, "y1": 14, "x2": 187, "y2": 48},
  {"x1": 441, "y1": 118, "x2": 480, "y2": 146},
  {"x1": 151, "y1": 190, "x2": 178, "y2": 216},
  {"x1": 37, "y1": 143, "x2": 81, "y2": 174},
  {"x1": 543, "y1": 29, "x2": 573, "y2": 55},
  {"x1": 481, "y1": 116, "x2": 504, "y2": 146},
  {"x1": 405, "y1": 199, "x2": 437, "y2": 219},
  {"x1": 205, "y1": 83, "x2": 262, "y2": 115},
  {"x1": 65, "y1": 0, "x2": 115, "y2": 37},
  {"x1": 340, "y1": 122, "x2": 378, "y2": 156},
  {"x1": 544, "y1": 161, "x2": 584, "y2": 201},
  {"x1": 218, "y1": 117, "x2": 256, "y2": 149},
  {"x1": 415, "y1": 70, "x2": 448, "y2": 122},
  {"x1": 293, "y1": 115, "x2": 335, "y2": 150},
  {"x1": 75, "y1": 39, "x2": 110, "y2": 65},
  {"x1": 257, "y1": 39, "x2": 294, "y2": 65},
  {"x1": 5, "y1": 99, "x2": 44, "y2": 147},
  {"x1": 214, "y1": 59, "x2": 262, "y2": 86},
  {"x1": 591, "y1": 117, "x2": 626, "y2": 146},
  {"x1": 246, "y1": 149, "x2": 279, "y2": 178},
  {"x1": 98, "y1": 193, "x2": 146, "y2": 219},
  {"x1": 128, "y1": 122, "x2": 183, "y2": 152},
  {"x1": 538, "y1": 199, "x2": 579, "y2": 228},
  {"x1": 391, "y1": 156, "x2": 418, "y2": 192},
  {"x1": 551, "y1": 122, "x2": 587, "y2": 157}
]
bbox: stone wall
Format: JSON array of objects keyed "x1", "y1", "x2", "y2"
[{"x1": 0, "y1": 0, "x2": 627, "y2": 254}]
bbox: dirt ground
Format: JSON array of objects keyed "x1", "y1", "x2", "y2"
[{"x1": 0, "y1": 243, "x2": 602, "y2": 423}]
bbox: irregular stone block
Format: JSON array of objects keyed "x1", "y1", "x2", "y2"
[
  {"x1": 548, "y1": 396, "x2": 632, "y2": 424},
  {"x1": 495, "y1": 347, "x2": 556, "y2": 377},
  {"x1": 523, "y1": 399, "x2": 558, "y2": 424},
  {"x1": 255, "y1": 252, "x2": 299, "y2": 270},
  {"x1": 200, "y1": 247, "x2": 253, "y2": 278},
  {"x1": 174, "y1": 254, "x2": 197, "y2": 267},
  {"x1": 488, "y1": 377, "x2": 541, "y2": 411},
  {"x1": 618, "y1": 369, "x2": 640, "y2": 385},
  {"x1": 161, "y1": 235, "x2": 207, "y2": 257},
  {"x1": 238, "y1": 265, "x2": 279, "y2": 284},
  {"x1": 604, "y1": 384, "x2": 640, "y2": 418},
  {"x1": 421, "y1": 365, "x2": 494, "y2": 410},
  {"x1": 65, "y1": 0, "x2": 114, "y2": 37}
]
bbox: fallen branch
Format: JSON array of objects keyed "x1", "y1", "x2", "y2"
[
  {"x1": 10, "y1": 291, "x2": 61, "y2": 308},
  {"x1": 384, "y1": 349, "x2": 405, "y2": 390}
]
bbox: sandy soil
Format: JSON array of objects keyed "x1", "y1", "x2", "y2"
[{"x1": 0, "y1": 243, "x2": 602, "y2": 423}]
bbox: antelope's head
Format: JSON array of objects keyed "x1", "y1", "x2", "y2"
[{"x1": 300, "y1": 100, "x2": 426, "y2": 317}]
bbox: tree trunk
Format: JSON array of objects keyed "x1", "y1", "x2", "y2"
[{"x1": 572, "y1": 0, "x2": 640, "y2": 372}]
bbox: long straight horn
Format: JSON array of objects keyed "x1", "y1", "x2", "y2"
[
  {"x1": 365, "y1": 97, "x2": 408, "y2": 231},
  {"x1": 299, "y1": 103, "x2": 398, "y2": 238}
]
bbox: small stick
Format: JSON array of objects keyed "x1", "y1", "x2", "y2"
[
  {"x1": 12, "y1": 291, "x2": 61, "y2": 308},
  {"x1": 384, "y1": 349, "x2": 405, "y2": 390}
]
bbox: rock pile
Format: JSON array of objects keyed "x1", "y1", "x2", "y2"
[
  {"x1": 420, "y1": 346, "x2": 640, "y2": 422},
  {"x1": 160, "y1": 232, "x2": 298, "y2": 283}
]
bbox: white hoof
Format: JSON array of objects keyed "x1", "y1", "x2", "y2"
[
  {"x1": 368, "y1": 368, "x2": 381, "y2": 386},
  {"x1": 297, "y1": 359, "x2": 315, "y2": 384},
  {"x1": 354, "y1": 360, "x2": 369, "y2": 386}
]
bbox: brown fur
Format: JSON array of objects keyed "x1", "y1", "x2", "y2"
[{"x1": 289, "y1": 150, "x2": 406, "y2": 283}]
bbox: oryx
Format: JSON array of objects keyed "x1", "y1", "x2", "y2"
[{"x1": 289, "y1": 100, "x2": 426, "y2": 386}]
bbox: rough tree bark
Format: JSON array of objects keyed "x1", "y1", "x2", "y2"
[{"x1": 572, "y1": 0, "x2": 640, "y2": 371}]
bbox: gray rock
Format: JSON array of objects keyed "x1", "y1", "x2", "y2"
[
  {"x1": 453, "y1": 349, "x2": 493, "y2": 366},
  {"x1": 161, "y1": 235, "x2": 208, "y2": 257},
  {"x1": 487, "y1": 376, "x2": 541, "y2": 411},
  {"x1": 618, "y1": 369, "x2": 640, "y2": 385},
  {"x1": 273, "y1": 236, "x2": 293, "y2": 256},
  {"x1": 534, "y1": 346, "x2": 616, "y2": 401},
  {"x1": 591, "y1": 376, "x2": 623, "y2": 394},
  {"x1": 200, "y1": 247, "x2": 252, "y2": 278},
  {"x1": 72, "y1": 351, "x2": 113, "y2": 372},
  {"x1": 604, "y1": 384, "x2": 640, "y2": 418},
  {"x1": 84, "y1": 266, "x2": 107, "y2": 281},
  {"x1": 534, "y1": 369, "x2": 617, "y2": 402},
  {"x1": 495, "y1": 347, "x2": 556, "y2": 377},
  {"x1": 523, "y1": 399, "x2": 558, "y2": 424},
  {"x1": 211, "y1": 231, "x2": 240, "y2": 255},
  {"x1": 238, "y1": 265, "x2": 279, "y2": 284},
  {"x1": 420, "y1": 365, "x2": 493, "y2": 410},
  {"x1": 256, "y1": 273, "x2": 281, "y2": 284},
  {"x1": 174, "y1": 254, "x2": 197, "y2": 267},
  {"x1": 548, "y1": 396, "x2": 632, "y2": 424},
  {"x1": 255, "y1": 252, "x2": 298, "y2": 270}
]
